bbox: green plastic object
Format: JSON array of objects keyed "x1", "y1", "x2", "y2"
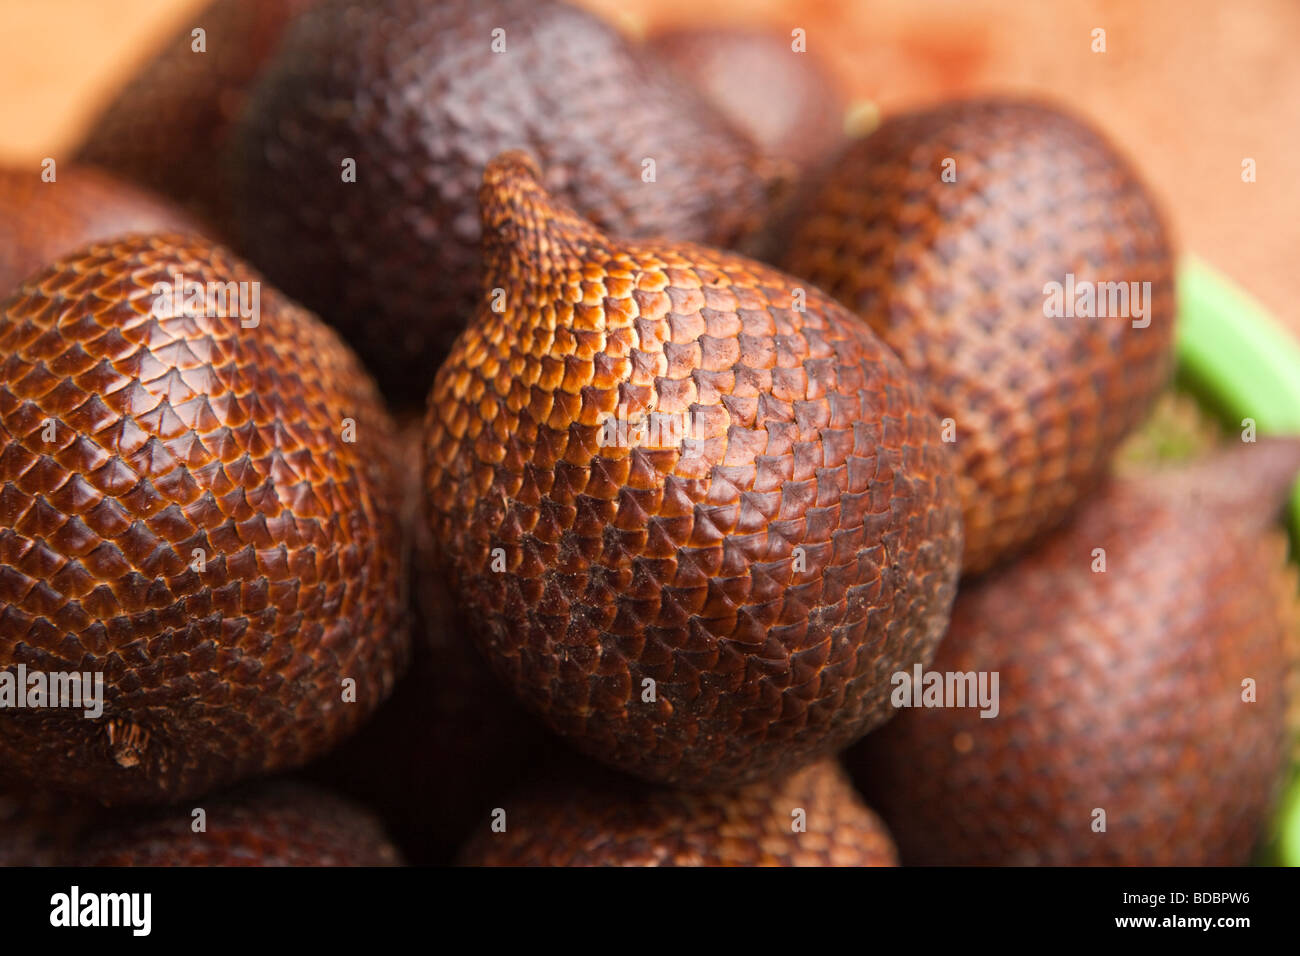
[
  {"x1": 1176, "y1": 255, "x2": 1300, "y2": 541},
  {"x1": 1177, "y1": 256, "x2": 1300, "y2": 867},
  {"x1": 1280, "y1": 777, "x2": 1300, "y2": 866}
]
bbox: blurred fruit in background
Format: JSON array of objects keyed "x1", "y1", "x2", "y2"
[{"x1": 6, "y1": 0, "x2": 1294, "y2": 341}]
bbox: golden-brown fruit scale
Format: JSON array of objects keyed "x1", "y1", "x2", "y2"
[
  {"x1": 779, "y1": 98, "x2": 1177, "y2": 575},
  {"x1": 460, "y1": 757, "x2": 896, "y2": 867},
  {"x1": 0, "y1": 234, "x2": 408, "y2": 805},
  {"x1": 424, "y1": 152, "x2": 962, "y2": 789}
]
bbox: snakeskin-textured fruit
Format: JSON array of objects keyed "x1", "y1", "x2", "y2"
[
  {"x1": 307, "y1": 419, "x2": 553, "y2": 864},
  {"x1": 645, "y1": 27, "x2": 846, "y2": 175},
  {"x1": 231, "y1": 0, "x2": 774, "y2": 401},
  {"x1": 0, "y1": 234, "x2": 407, "y2": 805},
  {"x1": 74, "y1": 781, "x2": 401, "y2": 866},
  {"x1": 848, "y1": 439, "x2": 1300, "y2": 865},
  {"x1": 424, "y1": 152, "x2": 963, "y2": 789},
  {"x1": 778, "y1": 98, "x2": 1177, "y2": 575},
  {"x1": 0, "y1": 166, "x2": 198, "y2": 299},
  {"x1": 76, "y1": 0, "x2": 317, "y2": 236},
  {"x1": 460, "y1": 757, "x2": 896, "y2": 867}
]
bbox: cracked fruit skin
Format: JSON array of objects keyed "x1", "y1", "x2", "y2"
[
  {"x1": 74, "y1": 781, "x2": 402, "y2": 866},
  {"x1": 460, "y1": 757, "x2": 896, "y2": 867},
  {"x1": 778, "y1": 98, "x2": 1177, "y2": 575},
  {"x1": 0, "y1": 166, "x2": 198, "y2": 300},
  {"x1": 0, "y1": 234, "x2": 408, "y2": 805},
  {"x1": 231, "y1": 0, "x2": 773, "y2": 401},
  {"x1": 848, "y1": 440, "x2": 1300, "y2": 866},
  {"x1": 424, "y1": 152, "x2": 963, "y2": 790}
]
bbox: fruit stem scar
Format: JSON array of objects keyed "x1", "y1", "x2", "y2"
[{"x1": 106, "y1": 718, "x2": 151, "y2": 769}]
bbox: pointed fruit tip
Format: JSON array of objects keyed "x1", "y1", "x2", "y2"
[{"x1": 482, "y1": 150, "x2": 543, "y2": 190}]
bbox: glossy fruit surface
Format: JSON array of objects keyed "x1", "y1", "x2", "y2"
[
  {"x1": 232, "y1": 0, "x2": 773, "y2": 400},
  {"x1": 0, "y1": 234, "x2": 407, "y2": 804},
  {"x1": 779, "y1": 98, "x2": 1176, "y2": 574},
  {"x1": 0, "y1": 165, "x2": 197, "y2": 298},
  {"x1": 424, "y1": 152, "x2": 962, "y2": 789},
  {"x1": 460, "y1": 757, "x2": 896, "y2": 867},
  {"x1": 75, "y1": 781, "x2": 401, "y2": 866},
  {"x1": 849, "y1": 440, "x2": 1300, "y2": 865}
]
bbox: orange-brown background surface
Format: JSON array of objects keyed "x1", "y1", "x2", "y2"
[{"x1": 1, "y1": 0, "x2": 1295, "y2": 336}]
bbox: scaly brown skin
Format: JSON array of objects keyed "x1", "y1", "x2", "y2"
[
  {"x1": 0, "y1": 166, "x2": 199, "y2": 299},
  {"x1": 778, "y1": 98, "x2": 1177, "y2": 575},
  {"x1": 0, "y1": 234, "x2": 408, "y2": 805},
  {"x1": 645, "y1": 27, "x2": 847, "y2": 176},
  {"x1": 231, "y1": 0, "x2": 775, "y2": 402},
  {"x1": 76, "y1": 0, "x2": 317, "y2": 237},
  {"x1": 848, "y1": 439, "x2": 1300, "y2": 866},
  {"x1": 307, "y1": 583, "x2": 555, "y2": 864},
  {"x1": 424, "y1": 152, "x2": 963, "y2": 790},
  {"x1": 306, "y1": 419, "x2": 555, "y2": 864},
  {"x1": 74, "y1": 781, "x2": 402, "y2": 866},
  {"x1": 460, "y1": 757, "x2": 897, "y2": 867}
]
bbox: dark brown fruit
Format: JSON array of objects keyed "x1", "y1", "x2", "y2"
[
  {"x1": 0, "y1": 165, "x2": 198, "y2": 299},
  {"x1": 0, "y1": 234, "x2": 408, "y2": 805},
  {"x1": 645, "y1": 27, "x2": 846, "y2": 175},
  {"x1": 307, "y1": 588, "x2": 554, "y2": 864},
  {"x1": 76, "y1": 0, "x2": 317, "y2": 236},
  {"x1": 460, "y1": 757, "x2": 897, "y2": 867},
  {"x1": 306, "y1": 419, "x2": 554, "y2": 864},
  {"x1": 74, "y1": 781, "x2": 401, "y2": 866},
  {"x1": 0, "y1": 790, "x2": 100, "y2": 866},
  {"x1": 778, "y1": 98, "x2": 1177, "y2": 575},
  {"x1": 848, "y1": 439, "x2": 1300, "y2": 865},
  {"x1": 424, "y1": 152, "x2": 962, "y2": 789},
  {"x1": 231, "y1": 0, "x2": 774, "y2": 401}
]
